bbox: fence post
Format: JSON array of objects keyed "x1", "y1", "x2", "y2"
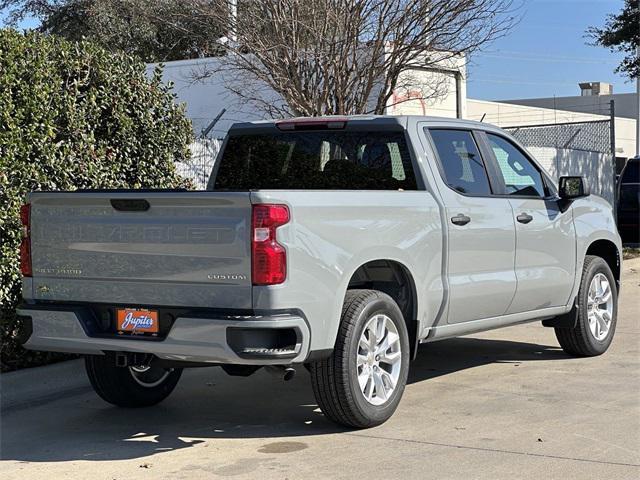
[{"x1": 609, "y1": 99, "x2": 617, "y2": 220}]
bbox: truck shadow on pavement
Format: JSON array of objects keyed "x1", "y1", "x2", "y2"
[
  {"x1": 1, "y1": 337, "x2": 569, "y2": 463},
  {"x1": 409, "y1": 336, "x2": 568, "y2": 384}
]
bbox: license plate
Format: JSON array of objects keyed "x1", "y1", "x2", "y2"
[{"x1": 116, "y1": 308, "x2": 159, "y2": 335}]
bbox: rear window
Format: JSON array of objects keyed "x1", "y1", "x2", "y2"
[{"x1": 212, "y1": 131, "x2": 418, "y2": 190}]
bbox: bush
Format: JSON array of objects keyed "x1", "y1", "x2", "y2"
[{"x1": 0, "y1": 29, "x2": 193, "y2": 371}]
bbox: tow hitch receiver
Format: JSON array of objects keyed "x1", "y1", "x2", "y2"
[{"x1": 114, "y1": 352, "x2": 152, "y2": 368}]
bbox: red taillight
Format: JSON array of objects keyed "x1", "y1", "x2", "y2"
[
  {"x1": 252, "y1": 204, "x2": 290, "y2": 285},
  {"x1": 19, "y1": 203, "x2": 32, "y2": 277}
]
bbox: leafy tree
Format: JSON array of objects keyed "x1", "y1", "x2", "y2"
[
  {"x1": 0, "y1": 0, "x2": 225, "y2": 61},
  {"x1": 0, "y1": 29, "x2": 193, "y2": 371},
  {"x1": 588, "y1": 0, "x2": 639, "y2": 78}
]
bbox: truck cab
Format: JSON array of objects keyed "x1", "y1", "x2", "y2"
[{"x1": 18, "y1": 116, "x2": 622, "y2": 427}]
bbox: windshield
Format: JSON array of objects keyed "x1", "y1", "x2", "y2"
[{"x1": 212, "y1": 131, "x2": 418, "y2": 190}]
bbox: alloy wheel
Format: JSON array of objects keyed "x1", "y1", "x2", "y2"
[
  {"x1": 356, "y1": 314, "x2": 402, "y2": 406},
  {"x1": 587, "y1": 273, "x2": 614, "y2": 341}
]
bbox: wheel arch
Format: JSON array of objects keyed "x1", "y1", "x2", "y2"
[
  {"x1": 586, "y1": 239, "x2": 621, "y2": 290},
  {"x1": 544, "y1": 238, "x2": 621, "y2": 330},
  {"x1": 346, "y1": 259, "x2": 420, "y2": 360}
]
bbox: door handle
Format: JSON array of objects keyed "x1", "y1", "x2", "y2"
[
  {"x1": 517, "y1": 213, "x2": 533, "y2": 224},
  {"x1": 451, "y1": 214, "x2": 471, "y2": 226}
]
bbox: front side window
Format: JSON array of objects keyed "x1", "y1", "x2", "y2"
[
  {"x1": 487, "y1": 134, "x2": 546, "y2": 197},
  {"x1": 429, "y1": 129, "x2": 492, "y2": 196},
  {"x1": 213, "y1": 131, "x2": 417, "y2": 190}
]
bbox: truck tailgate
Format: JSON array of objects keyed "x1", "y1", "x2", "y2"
[{"x1": 27, "y1": 191, "x2": 252, "y2": 309}]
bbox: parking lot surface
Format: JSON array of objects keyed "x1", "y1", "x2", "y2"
[{"x1": 1, "y1": 258, "x2": 638, "y2": 480}]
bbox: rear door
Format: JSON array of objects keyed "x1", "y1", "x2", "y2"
[
  {"x1": 425, "y1": 128, "x2": 517, "y2": 323},
  {"x1": 482, "y1": 132, "x2": 576, "y2": 313},
  {"x1": 28, "y1": 191, "x2": 252, "y2": 309}
]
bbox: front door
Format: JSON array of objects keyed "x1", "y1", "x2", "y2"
[
  {"x1": 425, "y1": 128, "x2": 517, "y2": 324},
  {"x1": 483, "y1": 133, "x2": 576, "y2": 314}
]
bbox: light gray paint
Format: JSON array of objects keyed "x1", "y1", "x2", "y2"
[
  {"x1": 250, "y1": 189, "x2": 444, "y2": 352},
  {"x1": 416, "y1": 124, "x2": 518, "y2": 323},
  {"x1": 21, "y1": 115, "x2": 622, "y2": 364},
  {"x1": 505, "y1": 198, "x2": 576, "y2": 313},
  {"x1": 27, "y1": 191, "x2": 252, "y2": 309},
  {"x1": 18, "y1": 308, "x2": 310, "y2": 365}
]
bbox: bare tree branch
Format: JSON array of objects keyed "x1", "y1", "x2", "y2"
[
  {"x1": 186, "y1": 0, "x2": 518, "y2": 116},
  {"x1": 3, "y1": 1, "x2": 519, "y2": 115}
]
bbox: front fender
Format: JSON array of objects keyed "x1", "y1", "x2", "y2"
[{"x1": 567, "y1": 196, "x2": 622, "y2": 303}]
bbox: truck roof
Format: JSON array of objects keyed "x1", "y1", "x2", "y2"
[{"x1": 228, "y1": 115, "x2": 490, "y2": 133}]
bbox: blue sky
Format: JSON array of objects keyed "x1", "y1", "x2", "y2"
[
  {"x1": 467, "y1": 0, "x2": 634, "y2": 100},
  {"x1": 3, "y1": 0, "x2": 634, "y2": 101}
]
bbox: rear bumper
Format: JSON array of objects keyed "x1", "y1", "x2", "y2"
[{"x1": 17, "y1": 305, "x2": 311, "y2": 365}]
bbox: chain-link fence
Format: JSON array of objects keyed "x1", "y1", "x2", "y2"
[
  {"x1": 503, "y1": 119, "x2": 616, "y2": 206},
  {"x1": 504, "y1": 119, "x2": 613, "y2": 155},
  {"x1": 175, "y1": 138, "x2": 222, "y2": 190}
]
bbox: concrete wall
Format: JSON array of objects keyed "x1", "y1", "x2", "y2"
[
  {"x1": 614, "y1": 117, "x2": 638, "y2": 159},
  {"x1": 147, "y1": 58, "x2": 276, "y2": 139},
  {"x1": 528, "y1": 147, "x2": 614, "y2": 207},
  {"x1": 387, "y1": 55, "x2": 466, "y2": 118}
]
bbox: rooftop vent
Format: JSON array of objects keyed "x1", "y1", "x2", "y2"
[{"x1": 579, "y1": 82, "x2": 613, "y2": 96}]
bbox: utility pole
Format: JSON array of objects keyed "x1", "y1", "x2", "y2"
[
  {"x1": 611, "y1": 99, "x2": 617, "y2": 221},
  {"x1": 636, "y1": 45, "x2": 639, "y2": 156}
]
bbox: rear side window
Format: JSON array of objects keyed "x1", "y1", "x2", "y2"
[
  {"x1": 429, "y1": 129, "x2": 492, "y2": 195},
  {"x1": 213, "y1": 131, "x2": 418, "y2": 190}
]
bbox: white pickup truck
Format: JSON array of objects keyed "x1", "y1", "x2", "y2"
[{"x1": 18, "y1": 116, "x2": 622, "y2": 428}]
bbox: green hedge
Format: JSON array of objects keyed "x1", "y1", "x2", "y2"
[{"x1": 0, "y1": 29, "x2": 193, "y2": 371}]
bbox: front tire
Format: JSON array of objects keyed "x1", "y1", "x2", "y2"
[
  {"x1": 310, "y1": 289, "x2": 410, "y2": 428},
  {"x1": 555, "y1": 255, "x2": 618, "y2": 357},
  {"x1": 85, "y1": 355, "x2": 182, "y2": 407}
]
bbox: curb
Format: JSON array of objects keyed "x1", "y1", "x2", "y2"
[{"x1": 0, "y1": 359, "x2": 90, "y2": 413}]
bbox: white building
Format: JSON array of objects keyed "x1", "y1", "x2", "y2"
[
  {"x1": 149, "y1": 54, "x2": 467, "y2": 188},
  {"x1": 472, "y1": 82, "x2": 638, "y2": 164},
  {"x1": 152, "y1": 57, "x2": 636, "y2": 202},
  {"x1": 148, "y1": 54, "x2": 467, "y2": 136}
]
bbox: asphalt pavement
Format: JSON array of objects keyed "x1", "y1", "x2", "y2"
[{"x1": 1, "y1": 258, "x2": 638, "y2": 479}]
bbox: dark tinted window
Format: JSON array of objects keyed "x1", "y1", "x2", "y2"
[
  {"x1": 487, "y1": 133, "x2": 546, "y2": 197},
  {"x1": 213, "y1": 131, "x2": 417, "y2": 190},
  {"x1": 429, "y1": 129, "x2": 492, "y2": 195},
  {"x1": 620, "y1": 159, "x2": 639, "y2": 184}
]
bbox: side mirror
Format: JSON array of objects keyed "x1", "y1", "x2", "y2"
[{"x1": 559, "y1": 176, "x2": 590, "y2": 200}]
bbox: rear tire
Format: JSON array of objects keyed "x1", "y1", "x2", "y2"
[
  {"x1": 310, "y1": 289, "x2": 410, "y2": 428},
  {"x1": 555, "y1": 255, "x2": 618, "y2": 357},
  {"x1": 85, "y1": 355, "x2": 182, "y2": 407}
]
